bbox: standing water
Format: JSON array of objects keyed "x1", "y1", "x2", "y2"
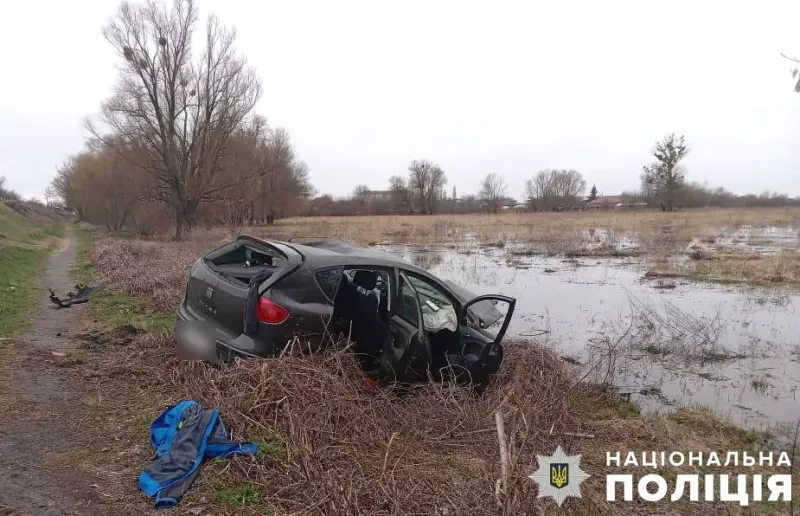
[{"x1": 379, "y1": 242, "x2": 800, "y2": 442}]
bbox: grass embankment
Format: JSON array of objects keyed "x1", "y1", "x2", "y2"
[
  {"x1": 54, "y1": 231, "x2": 797, "y2": 515},
  {"x1": 0, "y1": 203, "x2": 64, "y2": 338}
]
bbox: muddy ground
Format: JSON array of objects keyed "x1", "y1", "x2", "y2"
[{"x1": 0, "y1": 228, "x2": 101, "y2": 515}]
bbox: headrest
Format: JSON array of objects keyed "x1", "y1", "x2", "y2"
[{"x1": 353, "y1": 270, "x2": 377, "y2": 290}]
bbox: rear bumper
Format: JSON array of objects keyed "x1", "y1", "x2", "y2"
[{"x1": 176, "y1": 301, "x2": 274, "y2": 360}]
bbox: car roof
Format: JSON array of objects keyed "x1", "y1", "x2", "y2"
[
  {"x1": 238, "y1": 236, "x2": 490, "y2": 307},
  {"x1": 284, "y1": 239, "x2": 429, "y2": 272}
]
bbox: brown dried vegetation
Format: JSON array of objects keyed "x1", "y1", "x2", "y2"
[{"x1": 59, "y1": 228, "x2": 798, "y2": 515}]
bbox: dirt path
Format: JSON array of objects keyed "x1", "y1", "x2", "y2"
[{"x1": 0, "y1": 227, "x2": 100, "y2": 515}]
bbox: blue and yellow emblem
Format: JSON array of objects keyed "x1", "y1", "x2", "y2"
[
  {"x1": 550, "y1": 463, "x2": 569, "y2": 488},
  {"x1": 530, "y1": 446, "x2": 589, "y2": 506}
]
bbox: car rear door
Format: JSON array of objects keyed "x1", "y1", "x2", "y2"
[{"x1": 185, "y1": 238, "x2": 300, "y2": 339}]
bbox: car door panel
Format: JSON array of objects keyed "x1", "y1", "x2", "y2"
[
  {"x1": 380, "y1": 315, "x2": 419, "y2": 382},
  {"x1": 381, "y1": 271, "x2": 429, "y2": 382},
  {"x1": 207, "y1": 275, "x2": 249, "y2": 336},
  {"x1": 458, "y1": 295, "x2": 516, "y2": 379},
  {"x1": 185, "y1": 261, "x2": 220, "y2": 321}
]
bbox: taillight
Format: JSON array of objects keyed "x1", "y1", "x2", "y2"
[{"x1": 256, "y1": 296, "x2": 289, "y2": 324}]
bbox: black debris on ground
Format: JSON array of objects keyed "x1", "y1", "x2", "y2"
[{"x1": 48, "y1": 283, "x2": 102, "y2": 308}]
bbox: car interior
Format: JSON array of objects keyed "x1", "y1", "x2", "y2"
[
  {"x1": 330, "y1": 268, "x2": 462, "y2": 378},
  {"x1": 206, "y1": 243, "x2": 285, "y2": 286},
  {"x1": 401, "y1": 275, "x2": 461, "y2": 375},
  {"x1": 331, "y1": 269, "x2": 390, "y2": 373}
]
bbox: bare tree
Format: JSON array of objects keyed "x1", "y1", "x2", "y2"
[
  {"x1": 353, "y1": 184, "x2": 370, "y2": 207},
  {"x1": 642, "y1": 133, "x2": 689, "y2": 211},
  {"x1": 524, "y1": 169, "x2": 584, "y2": 211},
  {"x1": 0, "y1": 176, "x2": 22, "y2": 202},
  {"x1": 255, "y1": 127, "x2": 306, "y2": 224},
  {"x1": 479, "y1": 173, "x2": 507, "y2": 214},
  {"x1": 550, "y1": 169, "x2": 586, "y2": 205},
  {"x1": 93, "y1": 0, "x2": 262, "y2": 239},
  {"x1": 51, "y1": 140, "x2": 149, "y2": 231},
  {"x1": 407, "y1": 159, "x2": 447, "y2": 214},
  {"x1": 639, "y1": 170, "x2": 655, "y2": 204},
  {"x1": 525, "y1": 170, "x2": 554, "y2": 211},
  {"x1": 222, "y1": 200, "x2": 247, "y2": 237},
  {"x1": 781, "y1": 53, "x2": 800, "y2": 92},
  {"x1": 389, "y1": 175, "x2": 414, "y2": 214}
]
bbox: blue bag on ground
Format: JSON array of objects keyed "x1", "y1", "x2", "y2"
[{"x1": 138, "y1": 400, "x2": 258, "y2": 509}]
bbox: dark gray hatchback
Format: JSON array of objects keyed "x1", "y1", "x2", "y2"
[{"x1": 177, "y1": 236, "x2": 516, "y2": 385}]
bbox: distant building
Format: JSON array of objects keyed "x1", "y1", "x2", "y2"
[
  {"x1": 501, "y1": 203, "x2": 527, "y2": 212},
  {"x1": 586, "y1": 195, "x2": 623, "y2": 209}
]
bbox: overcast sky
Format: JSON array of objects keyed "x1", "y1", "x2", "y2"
[{"x1": 2, "y1": 0, "x2": 800, "y2": 201}]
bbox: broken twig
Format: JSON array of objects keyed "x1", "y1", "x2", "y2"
[
  {"x1": 494, "y1": 411, "x2": 510, "y2": 503},
  {"x1": 381, "y1": 432, "x2": 398, "y2": 479},
  {"x1": 561, "y1": 431, "x2": 595, "y2": 439}
]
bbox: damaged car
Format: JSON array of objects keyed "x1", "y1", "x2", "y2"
[{"x1": 176, "y1": 236, "x2": 516, "y2": 385}]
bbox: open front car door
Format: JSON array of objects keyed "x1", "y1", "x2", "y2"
[{"x1": 456, "y1": 295, "x2": 516, "y2": 384}]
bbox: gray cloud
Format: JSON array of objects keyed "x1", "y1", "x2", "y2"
[{"x1": 2, "y1": 0, "x2": 799, "y2": 200}]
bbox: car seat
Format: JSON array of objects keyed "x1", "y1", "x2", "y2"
[
  {"x1": 332, "y1": 273, "x2": 357, "y2": 334},
  {"x1": 351, "y1": 271, "x2": 388, "y2": 373}
]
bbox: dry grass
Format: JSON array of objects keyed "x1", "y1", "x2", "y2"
[
  {"x1": 57, "y1": 328, "x2": 794, "y2": 516},
  {"x1": 94, "y1": 208, "x2": 800, "y2": 306},
  {"x1": 90, "y1": 236, "x2": 219, "y2": 314},
  {"x1": 57, "y1": 224, "x2": 800, "y2": 514},
  {"x1": 648, "y1": 251, "x2": 800, "y2": 288},
  {"x1": 260, "y1": 208, "x2": 800, "y2": 251}
]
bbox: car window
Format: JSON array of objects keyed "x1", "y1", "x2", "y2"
[
  {"x1": 314, "y1": 267, "x2": 343, "y2": 301},
  {"x1": 343, "y1": 269, "x2": 391, "y2": 305},
  {"x1": 407, "y1": 275, "x2": 453, "y2": 311},
  {"x1": 398, "y1": 276, "x2": 420, "y2": 327},
  {"x1": 208, "y1": 242, "x2": 284, "y2": 268},
  {"x1": 406, "y1": 274, "x2": 458, "y2": 332}
]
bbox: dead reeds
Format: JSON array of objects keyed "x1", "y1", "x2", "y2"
[{"x1": 166, "y1": 343, "x2": 592, "y2": 515}]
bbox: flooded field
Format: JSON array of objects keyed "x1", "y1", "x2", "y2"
[{"x1": 379, "y1": 239, "x2": 800, "y2": 442}]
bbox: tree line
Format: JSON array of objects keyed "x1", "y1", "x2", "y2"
[
  {"x1": 310, "y1": 132, "x2": 799, "y2": 216},
  {"x1": 46, "y1": 7, "x2": 800, "y2": 233},
  {"x1": 49, "y1": 0, "x2": 312, "y2": 239}
]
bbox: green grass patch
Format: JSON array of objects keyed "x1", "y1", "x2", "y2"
[
  {"x1": 0, "y1": 247, "x2": 49, "y2": 338},
  {"x1": 0, "y1": 206, "x2": 64, "y2": 337},
  {"x1": 255, "y1": 435, "x2": 285, "y2": 461},
  {"x1": 28, "y1": 222, "x2": 64, "y2": 242},
  {"x1": 212, "y1": 483, "x2": 261, "y2": 507},
  {"x1": 71, "y1": 228, "x2": 94, "y2": 283},
  {"x1": 89, "y1": 291, "x2": 175, "y2": 332},
  {"x1": 0, "y1": 203, "x2": 36, "y2": 243}
]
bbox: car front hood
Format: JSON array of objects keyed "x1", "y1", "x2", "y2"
[{"x1": 443, "y1": 280, "x2": 504, "y2": 327}]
